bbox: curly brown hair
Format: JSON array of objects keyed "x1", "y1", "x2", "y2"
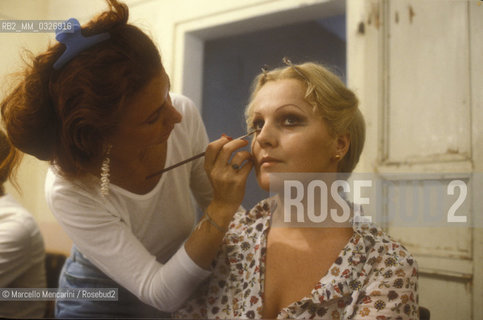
[{"x1": 1, "y1": 0, "x2": 162, "y2": 178}]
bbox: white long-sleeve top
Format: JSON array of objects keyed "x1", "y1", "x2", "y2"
[
  {"x1": 45, "y1": 93, "x2": 213, "y2": 312},
  {"x1": 0, "y1": 194, "x2": 46, "y2": 318}
]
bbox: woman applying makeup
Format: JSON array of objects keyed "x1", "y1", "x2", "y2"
[
  {"x1": 0, "y1": 0, "x2": 252, "y2": 318},
  {"x1": 176, "y1": 60, "x2": 419, "y2": 319}
]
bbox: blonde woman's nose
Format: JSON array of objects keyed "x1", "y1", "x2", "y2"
[{"x1": 255, "y1": 123, "x2": 276, "y2": 148}]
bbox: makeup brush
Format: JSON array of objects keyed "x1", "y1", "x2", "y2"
[{"x1": 146, "y1": 130, "x2": 256, "y2": 179}]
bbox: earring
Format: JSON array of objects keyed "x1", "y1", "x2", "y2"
[
  {"x1": 100, "y1": 145, "x2": 112, "y2": 197},
  {"x1": 334, "y1": 154, "x2": 341, "y2": 160}
]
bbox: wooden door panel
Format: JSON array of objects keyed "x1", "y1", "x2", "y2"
[{"x1": 386, "y1": 0, "x2": 470, "y2": 163}]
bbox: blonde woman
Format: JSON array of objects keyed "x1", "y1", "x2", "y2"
[{"x1": 176, "y1": 60, "x2": 418, "y2": 319}]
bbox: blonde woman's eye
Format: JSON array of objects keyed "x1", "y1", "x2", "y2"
[
  {"x1": 251, "y1": 119, "x2": 264, "y2": 131},
  {"x1": 283, "y1": 116, "x2": 300, "y2": 126}
]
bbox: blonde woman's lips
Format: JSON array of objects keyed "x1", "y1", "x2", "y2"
[{"x1": 260, "y1": 156, "x2": 282, "y2": 167}]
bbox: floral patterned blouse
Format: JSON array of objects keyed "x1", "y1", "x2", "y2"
[{"x1": 176, "y1": 199, "x2": 419, "y2": 319}]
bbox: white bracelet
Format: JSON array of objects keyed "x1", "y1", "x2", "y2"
[{"x1": 196, "y1": 211, "x2": 226, "y2": 233}]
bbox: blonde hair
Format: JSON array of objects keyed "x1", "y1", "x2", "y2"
[{"x1": 245, "y1": 62, "x2": 365, "y2": 173}]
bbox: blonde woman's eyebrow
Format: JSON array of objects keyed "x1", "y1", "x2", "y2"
[
  {"x1": 275, "y1": 104, "x2": 307, "y2": 113},
  {"x1": 253, "y1": 103, "x2": 306, "y2": 115}
]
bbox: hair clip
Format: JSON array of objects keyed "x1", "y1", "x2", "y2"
[
  {"x1": 53, "y1": 18, "x2": 110, "y2": 70},
  {"x1": 261, "y1": 64, "x2": 270, "y2": 80},
  {"x1": 261, "y1": 64, "x2": 269, "y2": 74},
  {"x1": 282, "y1": 57, "x2": 310, "y2": 82},
  {"x1": 282, "y1": 57, "x2": 293, "y2": 66}
]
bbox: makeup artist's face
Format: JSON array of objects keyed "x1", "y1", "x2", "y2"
[
  {"x1": 110, "y1": 71, "x2": 182, "y2": 152},
  {"x1": 250, "y1": 79, "x2": 339, "y2": 191}
]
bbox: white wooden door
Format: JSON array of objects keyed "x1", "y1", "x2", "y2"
[{"x1": 347, "y1": 0, "x2": 483, "y2": 319}]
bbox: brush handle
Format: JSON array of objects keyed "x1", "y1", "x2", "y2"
[
  {"x1": 145, "y1": 152, "x2": 205, "y2": 179},
  {"x1": 146, "y1": 130, "x2": 256, "y2": 179}
]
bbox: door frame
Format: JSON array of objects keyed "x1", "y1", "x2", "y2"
[{"x1": 171, "y1": 0, "x2": 345, "y2": 110}]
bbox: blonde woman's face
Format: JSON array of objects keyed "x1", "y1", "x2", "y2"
[{"x1": 250, "y1": 79, "x2": 340, "y2": 191}]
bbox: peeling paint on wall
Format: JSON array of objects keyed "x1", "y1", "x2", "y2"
[
  {"x1": 358, "y1": 21, "x2": 365, "y2": 34},
  {"x1": 371, "y1": 2, "x2": 380, "y2": 29},
  {"x1": 409, "y1": 5, "x2": 416, "y2": 24}
]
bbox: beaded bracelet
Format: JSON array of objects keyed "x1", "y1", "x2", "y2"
[{"x1": 196, "y1": 211, "x2": 226, "y2": 233}]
